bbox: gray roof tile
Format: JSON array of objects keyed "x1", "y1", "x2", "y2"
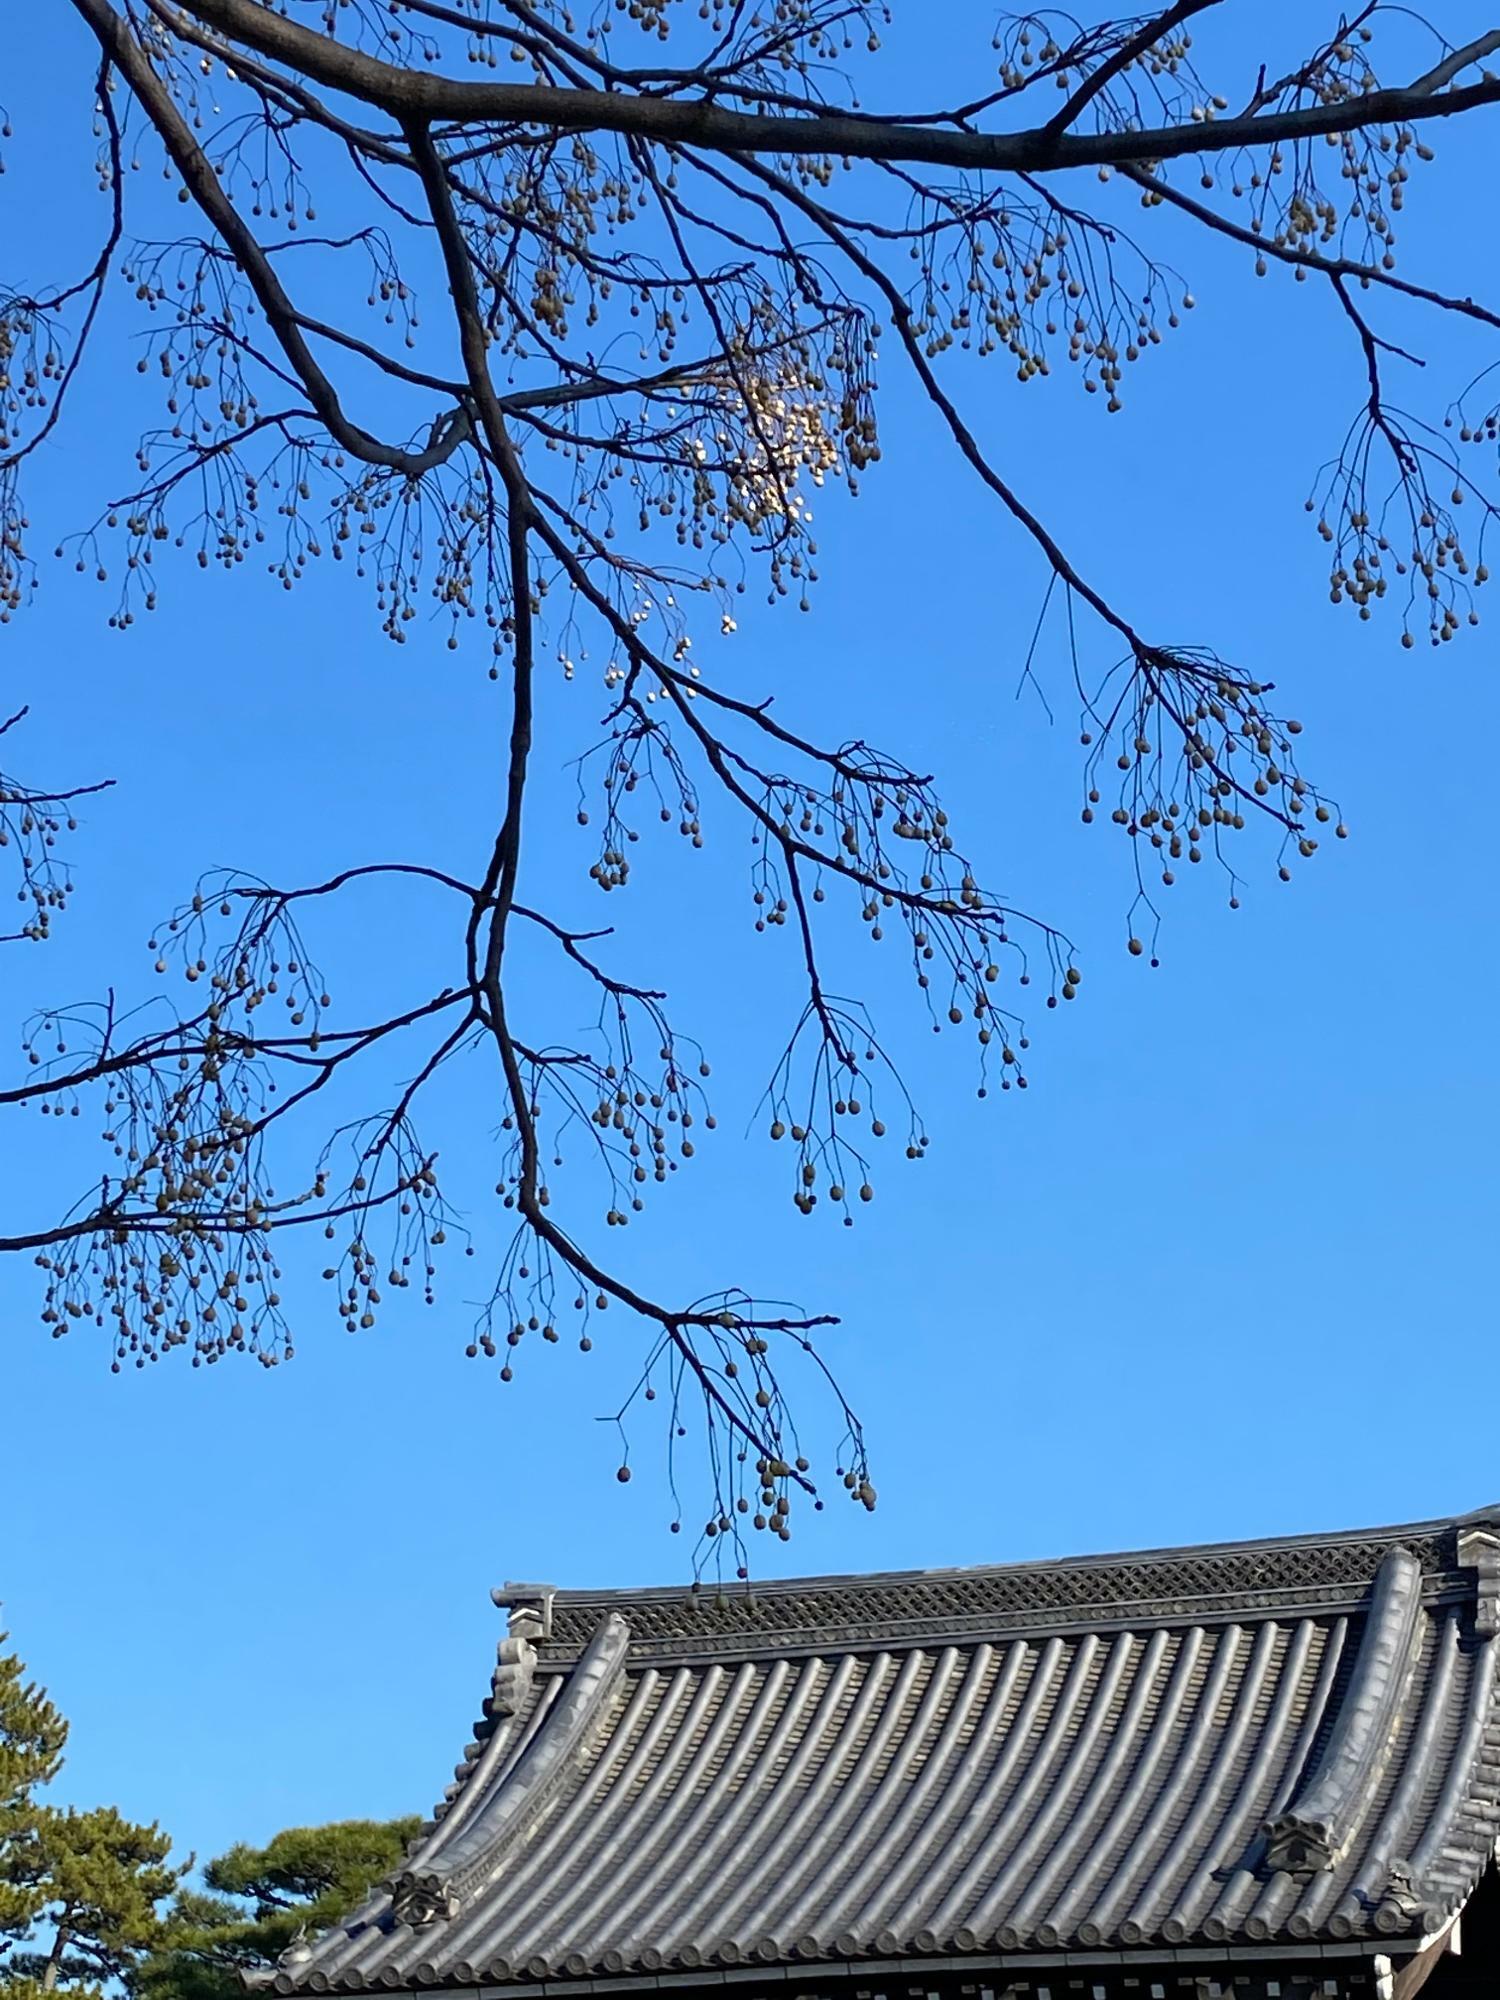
[{"x1": 280, "y1": 1508, "x2": 1500, "y2": 1993}]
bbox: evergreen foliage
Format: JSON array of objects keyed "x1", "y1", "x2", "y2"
[
  {"x1": 0, "y1": 1628, "x2": 181, "y2": 2000},
  {"x1": 0, "y1": 1632, "x2": 67, "y2": 1959},
  {"x1": 4, "y1": 1623, "x2": 411, "y2": 2000},
  {"x1": 134, "y1": 1820, "x2": 420, "y2": 2000}
]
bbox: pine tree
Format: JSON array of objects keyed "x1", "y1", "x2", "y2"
[
  {"x1": 134, "y1": 1822, "x2": 420, "y2": 2000},
  {"x1": 0, "y1": 1632, "x2": 66, "y2": 1962},
  {"x1": 5, "y1": 1809, "x2": 181, "y2": 1999},
  {"x1": 0, "y1": 1624, "x2": 182, "y2": 2000}
]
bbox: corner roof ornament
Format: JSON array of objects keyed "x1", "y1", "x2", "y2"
[
  {"x1": 491, "y1": 1581, "x2": 557, "y2": 1644},
  {"x1": 1456, "y1": 1524, "x2": 1500, "y2": 1635}
]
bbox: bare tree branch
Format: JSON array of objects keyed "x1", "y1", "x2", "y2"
[
  {"x1": 160, "y1": 0, "x2": 1500, "y2": 174},
  {"x1": 4, "y1": 0, "x2": 1495, "y2": 1564}
]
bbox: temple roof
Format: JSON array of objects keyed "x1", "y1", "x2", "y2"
[{"x1": 279, "y1": 1507, "x2": 1500, "y2": 1996}]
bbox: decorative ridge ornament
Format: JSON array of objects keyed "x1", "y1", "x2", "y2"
[
  {"x1": 490, "y1": 1583, "x2": 556, "y2": 1645},
  {"x1": 389, "y1": 1874, "x2": 461, "y2": 1928},
  {"x1": 488, "y1": 1635, "x2": 536, "y2": 1717},
  {"x1": 1456, "y1": 1525, "x2": 1500, "y2": 1634}
]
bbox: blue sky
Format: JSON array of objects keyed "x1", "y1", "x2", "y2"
[{"x1": 3, "y1": 2, "x2": 1497, "y2": 1874}]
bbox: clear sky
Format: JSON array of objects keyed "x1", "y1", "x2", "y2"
[{"x1": 3, "y1": 1, "x2": 1497, "y2": 1878}]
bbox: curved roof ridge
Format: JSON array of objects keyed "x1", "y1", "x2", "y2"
[
  {"x1": 388, "y1": 1613, "x2": 629, "y2": 1926},
  {"x1": 1264, "y1": 1546, "x2": 1425, "y2": 1874}
]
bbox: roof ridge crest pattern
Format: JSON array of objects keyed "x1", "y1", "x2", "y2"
[
  {"x1": 538, "y1": 1526, "x2": 1465, "y2": 1666},
  {"x1": 545, "y1": 1510, "x2": 1497, "y2": 1608}
]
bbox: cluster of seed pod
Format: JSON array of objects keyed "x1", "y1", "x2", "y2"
[
  {"x1": 0, "y1": 752, "x2": 80, "y2": 944},
  {"x1": 1308, "y1": 415, "x2": 1490, "y2": 648},
  {"x1": 0, "y1": 301, "x2": 55, "y2": 618},
  {"x1": 1078, "y1": 649, "x2": 1343, "y2": 913},
  {"x1": 0, "y1": 305, "x2": 61, "y2": 459},
  {"x1": 24, "y1": 880, "x2": 453, "y2": 1369},
  {"x1": 746, "y1": 751, "x2": 1070, "y2": 1219},
  {"x1": 26, "y1": 990, "x2": 302, "y2": 1370},
  {"x1": 1227, "y1": 37, "x2": 1425, "y2": 278},
  {"x1": 643, "y1": 1303, "x2": 867, "y2": 1570},
  {"x1": 37, "y1": 1222, "x2": 294, "y2": 1375},
  {"x1": 468, "y1": 1227, "x2": 637, "y2": 1386},
  {"x1": 543, "y1": 294, "x2": 877, "y2": 623},
  {"x1": 316, "y1": 1116, "x2": 450, "y2": 1334},
  {"x1": 994, "y1": 13, "x2": 1201, "y2": 100},
  {"x1": 468, "y1": 1269, "x2": 563, "y2": 1386},
  {"x1": 765, "y1": 996, "x2": 901, "y2": 1227},
  {"x1": 0, "y1": 465, "x2": 28, "y2": 620},
  {"x1": 526, "y1": 1025, "x2": 712, "y2": 1237},
  {"x1": 390, "y1": 0, "x2": 889, "y2": 74},
  {"x1": 468, "y1": 1245, "x2": 862, "y2": 1573},
  {"x1": 93, "y1": 163, "x2": 883, "y2": 654},
  {"x1": 577, "y1": 694, "x2": 703, "y2": 890},
  {"x1": 75, "y1": 244, "x2": 275, "y2": 625},
  {"x1": 905, "y1": 189, "x2": 1185, "y2": 413}
]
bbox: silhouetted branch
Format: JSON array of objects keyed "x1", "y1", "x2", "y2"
[{"x1": 5, "y1": 0, "x2": 1499, "y2": 1565}]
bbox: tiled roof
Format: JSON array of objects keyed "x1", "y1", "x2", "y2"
[{"x1": 278, "y1": 1508, "x2": 1500, "y2": 1994}]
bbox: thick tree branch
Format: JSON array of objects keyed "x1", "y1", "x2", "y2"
[
  {"x1": 73, "y1": 0, "x2": 471, "y2": 476},
  {"x1": 161, "y1": 0, "x2": 1500, "y2": 175}
]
